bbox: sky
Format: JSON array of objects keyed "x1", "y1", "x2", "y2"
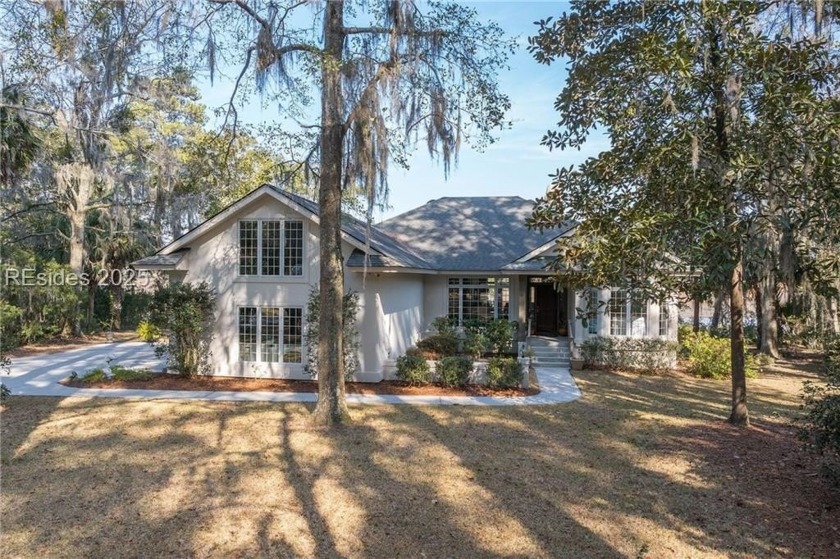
[{"x1": 198, "y1": 1, "x2": 607, "y2": 221}]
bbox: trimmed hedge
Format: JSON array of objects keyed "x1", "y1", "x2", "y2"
[
  {"x1": 396, "y1": 355, "x2": 432, "y2": 385},
  {"x1": 436, "y1": 356, "x2": 473, "y2": 387},
  {"x1": 580, "y1": 336, "x2": 677, "y2": 373},
  {"x1": 486, "y1": 357, "x2": 522, "y2": 389},
  {"x1": 416, "y1": 333, "x2": 459, "y2": 358}
]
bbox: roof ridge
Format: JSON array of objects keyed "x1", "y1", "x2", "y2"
[{"x1": 269, "y1": 184, "x2": 434, "y2": 269}]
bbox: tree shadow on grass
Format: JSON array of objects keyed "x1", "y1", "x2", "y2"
[
  {"x1": 267, "y1": 406, "x2": 626, "y2": 558},
  {"x1": 371, "y1": 371, "x2": 839, "y2": 558},
  {"x1": 2, "y1": 366, "x2": 836, "y2": 559},
  {"x1": 0, "y1": 397, "x2": 219, "y2": 557}
]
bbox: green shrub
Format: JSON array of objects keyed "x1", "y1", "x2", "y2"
[
  {"x1": 405, "y1": 346, "x2": 436, "y2": 360},
  {"x1": 436, "y1": 356, "x2": 473, "y2": 387},
  {"x1": 136, "y1": 320, "x2": 161, "y2": 342},
  {"x1": 800, "y1": 340, "x2": 840, "y2": 486},
  {"x1": 81, "y1": 368, "x2": 107, "y2": 382},
  {"x1": 147, "y1": 281, "x2": 216, "y2": 377},
  {"x1": 0, "y1": 302, "x2": 22, "y2": 350},
  {"x1": 463, "y1": 328, "x2": 488, "y2": 359},
  {"x1": 110, "y1": 366, "x2": 155, "y2": 381},
  {"x1": 680, "y1": 331, "x2": 759, "y2": 379},
  {"x1": 431, "y1": 316, "x2": 457, "y2": 337},
  {"x1": 461, "y1": 318, "x2": 518, "y2": 358},
  {"x1": 0, "y1": 352, "x2": 10, "y2": 402},
  {"x1": 417, "y1": 333, "x2": 459, "y2": 358},
  {"x1": 80, "y1": 366, "x2": 155, "y2": 383},
  {"x1": 396, "y1": 355, "x2": 432, "y2": 385},
  {"x1": 485, "y1": 319, "x2": 517, "y2": 355},
  {"x1": 121, "y1": 292, "x2": 153, "y2": 330},
  {"x1": 304, "y1": 287, "x2": 360, "y2": 380},
  {"x1": 486, "y1": 357, "x2": 522, "y2": 389},
  {"x1": 581, "y1": 336, "x2": 677, "y2": 372}
]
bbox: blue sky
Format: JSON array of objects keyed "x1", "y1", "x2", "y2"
[{"x1": 199, "y1": 1, "x2": 606, "y2": 221}]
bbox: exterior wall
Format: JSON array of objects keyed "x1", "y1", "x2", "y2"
[
  {"x1": 347, "y1": 271, "x2": 425, "y2": 382},
  {"x1": 174, "y1": 197, "x2": 317, "y2": 379},
  {"x1": 422, "y1": 275, "x2": 448, "y2": 331},
  {"x1": 168, "y1": 194, "x2": 425, "y2": 382},
  {"x1": 163, "y1": 190, "x2": 683, "y2": 381}
]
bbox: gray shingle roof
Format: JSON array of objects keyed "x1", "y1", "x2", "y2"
[
  {"x1": 133, "y1": 248, "x2": 189, "y2": 269},
  {"x1": 134, "y1": 185, "x2": 572, "y2": 273},
  {"x1": 375, "y1": 196, "x2": 567, "y2": 271},
  {"x1": 275, "y1": 187, "x2": 432, "y2": 270}
]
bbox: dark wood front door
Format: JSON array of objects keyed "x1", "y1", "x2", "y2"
[{"x1": 534, "y1": 283, "x2": 559, "y2": 336}]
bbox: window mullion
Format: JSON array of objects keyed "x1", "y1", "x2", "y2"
[
  {"x1": 627, "y1": 298, "x2": 632, "y2": 337},
  {"x1": 257, "y1": 221, "x2": 263, "y2": 276},
  {"x1": 459, "y1": 285, "x2": 463, "y2": 325},
  {"x1": 279, "y1": 305, "x2": 285, "y2": 362},
  {"x1": 256, "y1": 307, "x2": 262, "y2": 362},
  {"x1": 279, "y1": 220, "x2": 285, "y2": 278}
]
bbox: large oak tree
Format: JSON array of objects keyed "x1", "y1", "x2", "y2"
[
  {"x1": 204, "y1": 0, "x2": 513, "y2": 424},
  {"x1": 528, "y1": 0, "x2": 840, "y2": 425}
]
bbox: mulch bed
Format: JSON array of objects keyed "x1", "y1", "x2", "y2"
[{"x1": 61, "y1": 373, "x2": 539, "y2": 397}]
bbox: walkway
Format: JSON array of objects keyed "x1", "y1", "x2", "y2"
[{"x1": 4, "y1": 342, "x2": 581, "y2": 406}]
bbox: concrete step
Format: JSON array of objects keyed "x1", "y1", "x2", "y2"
[
  {"x1": 531, "y1": 347, "x2": 570, "y2": 355},
  {"x1": 532, "y1": 355, "x2": 570, "y2": 362},
  {"x1": 532, "y1": 359, "x2": 570, "y2": 367},
  {"x1": 527, "y1": 338, "x2": 570, "y2": 348}
]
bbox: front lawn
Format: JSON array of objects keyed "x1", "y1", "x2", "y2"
[{"x1": 1, "y1": 355, "x2": 837, "y2": 558}]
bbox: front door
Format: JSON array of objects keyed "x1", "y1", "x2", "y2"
[{"x1": 534, "y1": 283, "x2": 559, "y2": 336}]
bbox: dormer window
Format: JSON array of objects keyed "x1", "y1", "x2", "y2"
[{"x1": 239, "y1": 219, "x2": 304, "y2": 277}]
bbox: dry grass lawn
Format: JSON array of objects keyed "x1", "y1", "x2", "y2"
[{"x1": 2, "y1": 355, "x2": 838, "y2": 558}]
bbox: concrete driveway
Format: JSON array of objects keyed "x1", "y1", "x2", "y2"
[
  {"x1": 3, "y1": 341, "x2": 164, "y2": 397},
  {"x1": 2, "y1": 342, "x2": 581, "y2": 405}
]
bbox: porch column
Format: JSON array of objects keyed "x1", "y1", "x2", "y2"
[
  {"x1": 649, "y1": 301, "x2": 661, "y2": 338},
  {"x1": 572, "y1": 289, "x2": 586, "y2": 345},
  {"x1": 598, "y1": 288, "x2": 611, "y2": 337},
  {"x1": 668, "y1": 299, "x2": 679, "y2": 341}
]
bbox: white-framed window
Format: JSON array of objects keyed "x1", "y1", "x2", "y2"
[
  {"x1": 587, "y1": 289, "x2": 598, "y2": 335},
  {"x1": 609, "y1": 289, "x2": 648, "y2": 336},
  {"x1": 239, "y1": 219, "x2": 304, "y2": 277},
  {"x1": 659, "y1": 300, "x2": 669, "y2": 336},
  {"x1": 239, "y1": 306, "x2": 303, "y2": 363},
  {"x1": 238, "y1": 307, "x2": 258, "y2": 361},
  {"x1": 447, "y1": 277, "x2": 510, "y2": 324}
]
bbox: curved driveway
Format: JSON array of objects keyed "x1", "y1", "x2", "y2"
[{"x1": 4, "y1": 342, "x2": 581, "y2": 406}]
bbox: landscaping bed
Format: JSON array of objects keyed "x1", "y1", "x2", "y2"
[{"x1": 61, "y1": 371, "x2": 539, "y2": 397}]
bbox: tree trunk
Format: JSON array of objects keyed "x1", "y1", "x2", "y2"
[
  {"x1": 87, "y1": 280, "x2": 97, "y2": 330},
  {"x1": 312, "y1": 0, "x2": 350, "y2": 426},
  {"x1": 58, "y1": 163, "x2": 94, "y2": 337},
  {"x1": 754, "y1": 285, "x2": 763, "y2": 350},
  {"x1": 111, "y1": 284, "x2": 124, "y2": 331},
  {"x1": 693, "y1": 297, "x2": 701, "y2": 332},
  {"x1": 710, "y1": 288, "x2": 726, "y2": 329},
  {"x1": 758, "y1": 275, "x2": 780, "y2": 358},
  {"x1": 729, "y1": 258, "x2": 750, "y2": 426}
]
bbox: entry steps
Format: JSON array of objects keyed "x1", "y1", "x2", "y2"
[{"x1": 526, "y1": 336, "x2": 571, "y2": 368}]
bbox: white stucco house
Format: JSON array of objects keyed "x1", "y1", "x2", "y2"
[{"x1": 134, "y1": 184, "x2": 679, "y2": 381}]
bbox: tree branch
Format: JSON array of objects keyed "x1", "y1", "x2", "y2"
[{"x1": 344, "y1": 26, "x2": 445, "y2": 39}]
